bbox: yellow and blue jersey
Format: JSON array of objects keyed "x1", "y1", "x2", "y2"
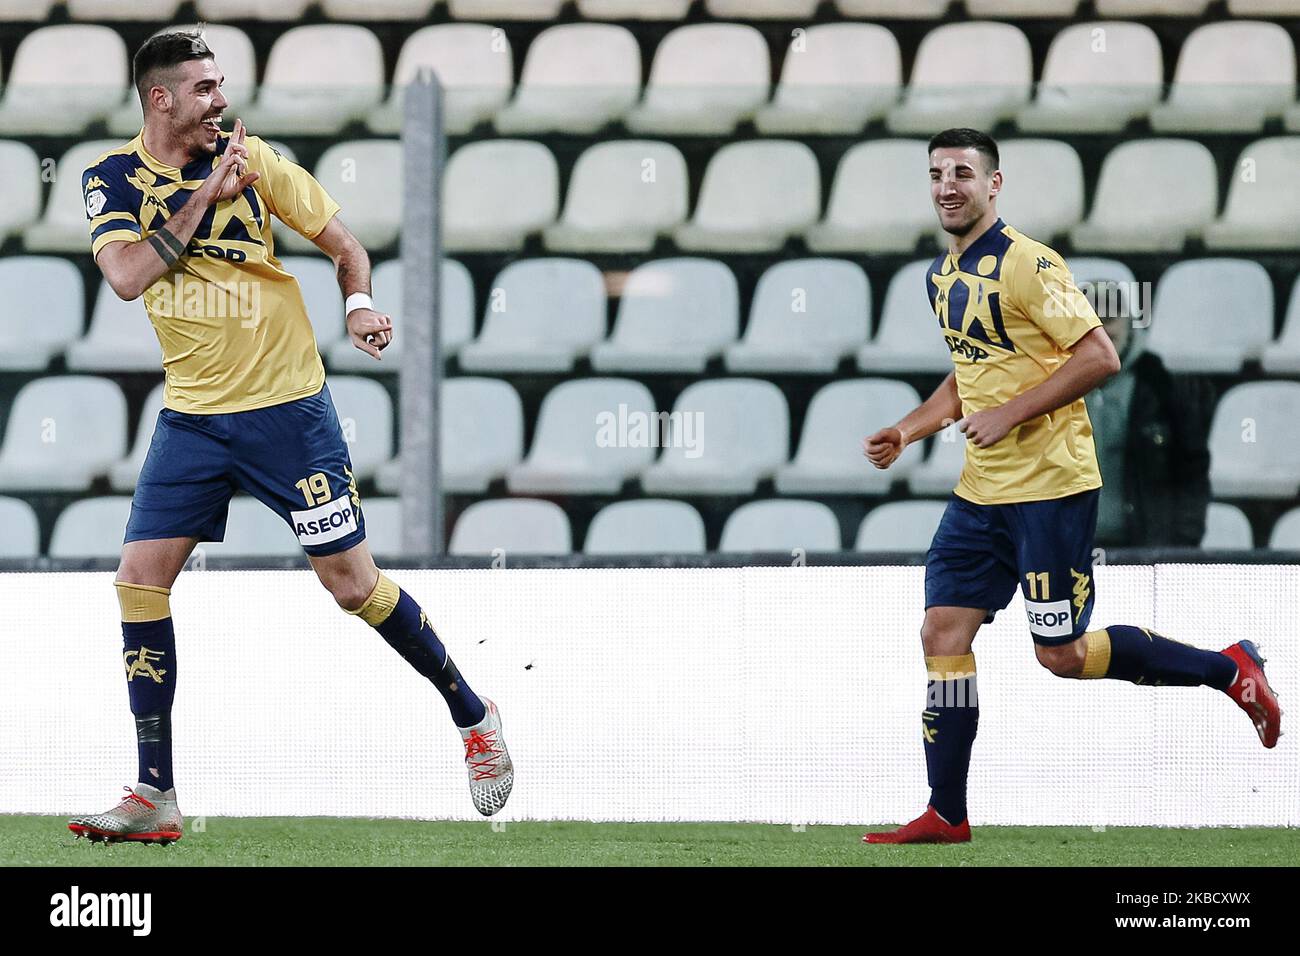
[
  {"x1": 927, "y1": 218, "x2": 1104, "y2": 505},
  {"x1": 83, "y1": 131, "x2": 339, "y2": 414}
]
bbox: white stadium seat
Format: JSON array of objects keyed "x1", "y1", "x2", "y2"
[
  {"x1": 0, "y1": 256, "x2": 84, "y2": 371},
  {"x1": 1146, "y1": 259, "x2": 1272, "y2": 374},
  {"x1": 1261, "y1": 277, "x2": 1300, "y2": 374},
  {"x1": 279, "y1": 256, "x2": 345, "y2": 356},
  {"x1": 0, "y1": 141, "x2": 41, "y2": 242},
  {"x1": 1269, "y1": 508, "x2": 1300, "y2": 549},
  {"x1": 806, "y1": 140, "x2": 933, "y2": 254},
  {"x1": 857, "y1": 260, "x2": 953, "y2": 374},
  {"x1": 0, "y1": 497, "x2": 39, "y2": 557},
  {"x1": 507, "y1": 379, "x2": 658, "y2": 494},
  {"x1": 591, "y1": 258, "x2": 738, "y2": 374},
  {"x1": 0, "y1": 26, "x2": 127, "y2": 135},
  {"x1": 66, "y1": 279, "x2": 163, "y2": 373},
  {"x1": 1205, "y1": 138, "x2": 1300, "y2": 251},
  {"x1": 719, "y1": 500, "x2": 841, "y2": 554},
  {"x1": 328, "y1": 259, "x2": 475, "y2": 371},
  {"x1": 0, "y1": 376, "x2": 127, "y2": 491},
  {"x1": 443, "y1": 140, "x2": 558, "y2": 252},
  {"x1": 449, "y1": 499, "x2": 572, "y2": 556},
  {"x1": 368, "y1": 25, "x2": 514, "y2": 136},
  {"x1": 448, "y1": 0, "x2": 566, "y2": 17},
  {"x1": 241, "y1": 26, "x2": 384, "y2": 135},
  {"x1": 354, "y1": 498, "x2": 402, "y2": 561},
  {"x1": 321, "y1": 0, "x2": 436, "y2": 17},
  {"x1": 495, "y1": 24, "x2": 640, "y2": 135},
  {"x1": 577, "y1": 0, "x2": 695, "y2": 16},
  {"x1": 1066, "y1": 257, "x2": 1141, "y2": 327},
  {"x1": 625, "y1": 25, "x2": 770, "y2": 136},
  {"x1": 544, "y1": 140, "x2": 689, "y2": 253},
  {"x1": 888, "y1": 23, "x2": 1032, "y2": 134},
  {"x1": 963, "y1": 139, "x2": 1083, "y2": 245},
  {"x1": 1201, "y1": 503, "x2": 1255, "y2": 550},
  {"x1": 460, "y1": 259, "x2": 606, "y2": 373},
  {"x1": 67, "y1": 0, "x2": 184, "y2": 19},
  {"x1": 22, "y1": 140, "x2": 120, "y2": 254},
  {"x1": 1150, "y1": 22, "x2": 1296, "y2": 133},
  {"x1": 640, "y1": 379, "x2": 789, "y2": 496},
  {"x1": 194, "y1": 0, "x2": 314, "y2": 19},
  {"x1": 756, "y1": 24, "x2": 902, "y2": 136},
  {"x1": 326, "y1": 376, "x2": 394, "y2": 482},
  {"x1": 49, "y1": 497, "x2": 133, "y2": 559},
  {"x1": 1018, "y1": 22, "x2": 1161, "y2": 133},
  {"x1": 1070, "y1": 139, "x2": 1217, "y2": 252},
  {"x1": 200, "y1": 498, "x2": 301, "y2": 558},
  {"x1": 0, "y1": 1, "x2": 58, "y2": 20},
  {"x1": 907, "y1": 423, "x2": 966, "y2": 497},
  {"x1": 1229, "y1": 1, "x2": 1300, "y2": 12},
  {"x1": 836, "y1": 0, "x2": 951, "y2": 14},
  {"x1": 856, "y1": 501, "x2": 948, "y2": 553},
  {"x1": 775, "y1": 379, "x2": 924, "y2": 495},
  {"x1": 725, "y1": 259, "x2": 871, "y2": 374},
  {"x1": 278, "y1": 141, "x2": 400, "y2": 254},
  {"x1": 674, "y1": 141, "x2": 820, "y2": 253},
  {"x1": 967, "y1": 0, "x2": 1079, "y2": 12},
  {"x1": 377, "y1": 378, "x2": 524, "y2": 495},
  {"x1": 706, "y1": 0, "x2": 819, "y2": 16},
  {"x1": 584, "y1": 500, "x2": 706, "y2": 555},
  {"x1": 1208, "y1": 382, "x2": 1300, "y2": 499},
  {"x1": 1095, "y1": 0, "x2": 1209, "y2": 12},
  {"x1": 109, "y1": 382, "x2": 165, "y2": 493}
]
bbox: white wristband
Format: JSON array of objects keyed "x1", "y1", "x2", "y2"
[{"x1": 345, "y1": 292, "x2": 373, "y2": 315}]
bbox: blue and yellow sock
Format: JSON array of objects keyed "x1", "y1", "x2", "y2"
[
  {"x1": 349, "y1": 573, "x2": 486, "y2": 727},
  {"x1": 117, "y1": 582, "x2": 177, "y2": 792},
  {"x1": 1080, "y1": 625, "x2": 1236, "y2": 690},
  {"x1": 923, "y1": 654, "x2": 979, "y2": 826}
]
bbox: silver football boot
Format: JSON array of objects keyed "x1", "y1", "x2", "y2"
[
  {"x1": 459, "y1": 698, "x2": 514, "y2": 816},
  {"x1": 68, "y1": 783, "x2": 183, "y2": 844}
]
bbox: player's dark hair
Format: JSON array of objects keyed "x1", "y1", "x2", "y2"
[
  {"x1": 133, "y1": 30, "x2": 214, "y2": 105},
  {"x1": 928, "y1": 128, "x2": 1000, "y2": 174}
]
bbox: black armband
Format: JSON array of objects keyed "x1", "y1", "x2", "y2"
[{"x1": 148, "y1": 229, "x2": 186, "y2": 266}]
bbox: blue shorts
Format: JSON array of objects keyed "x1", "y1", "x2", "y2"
[
  {"x1": 125, "y1": 382, "x2": 366, "y2": 557},
  {"x1": 924, "y1": 489, "x2": 1099, "y2": 646}
]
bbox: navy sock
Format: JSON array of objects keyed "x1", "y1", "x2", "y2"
[
  {"x1": 923, "y1": 655, "x2": 979, "y2": 825},
  {"x1": 1084, "y1": 626, "x2": 1236, "y2": 690},
  {"x1": 122, "y1": 617, "x2": 177, "y2": 792}
]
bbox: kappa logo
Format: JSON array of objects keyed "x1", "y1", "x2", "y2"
[
  {"x1": 123, "y1": 647, "x2": 167, "y2": 684},
  {"x1": 1035, "y1": 256, "x2": 1054, "y2": 273},
  {"x1": 1070, "y1": 568, "x2": 1091, "y2": 622},
  {"x1": 84, "y1": 175, "x2": 107, "y2": 191}
]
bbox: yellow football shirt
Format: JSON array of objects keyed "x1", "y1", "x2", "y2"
[
  {"x1": 927, "y1": 218, "x2": 1103, "y2": 504},
  {"x1": 83, "y1": 131, "x2": 339, "y2": 414}
]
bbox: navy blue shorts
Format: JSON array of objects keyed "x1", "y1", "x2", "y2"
[
  {"x1": 125, "y1": 382, "x2": 366, "y2": 557},
  {"x1": 924, "y1": 489, "x2": 1099, "y2": 646}
]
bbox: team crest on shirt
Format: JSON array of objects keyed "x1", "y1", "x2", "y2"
[{"x1": 85, "y1": 189, "x2": 107, "y2": 218}]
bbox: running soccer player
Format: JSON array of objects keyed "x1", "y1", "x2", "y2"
[
  {"x1": 67, "y1": 31, "x2": 512, "y2": 843},
  {"x1": 860, "y1": 128, "x2": 1281, "y2": 845}
]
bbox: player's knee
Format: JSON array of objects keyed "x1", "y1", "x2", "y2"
[
  {"x1": 325, "y1": 575, "x2": 375, "y2": 613},
  {"x1": 1035, "y1": 640, "x2": 1086, "y2": 678},
  {"x1": 920, "y1": 620, "x2": 970, "y2": 658}
]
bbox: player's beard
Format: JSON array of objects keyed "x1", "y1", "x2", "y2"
[
  {"x1": 941, "y1": 202, "x2": 986, "y2": 238},
  {"x1": 172, "y1": 112, "x2": 218, "y2": 163}
]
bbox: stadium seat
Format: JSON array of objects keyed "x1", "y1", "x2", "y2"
[
  {"x1": 0, "y1": 376, "x2": 127, "y2": 491},
  {"x1": 958, "y1": 139, "x2": 1083, "y2": 245},
  {"x1": 200, "y1": 498, "x2": 301, "y2": 558},
  {"x1": 0, "y1": 1, "x2": 58, "y2": 20},
  {"x1": 835, "y1": 0, "x2": 951, "y2": 14},
  {"x1": 321, "y1": 0, "x2": 436, "y2": 17},
  {"x1": 1208, "y1": 382, "x2": 1300, "y2": 499},
  {"x1": 459, "y1": 259, "x2": 606, "y2": 372},
  {"x1": 719, "y1": 500, "x2": 841, "y2": 554},
  {"x1": 887, "y1": 23, "x2": 1032, "y2": 134},
  {"x1": 624, "y1": 24, "x2": 770, "y2": 136},
  {"x1": 543, "y1": 140, "x2": 689, "y2": 253},
  {"x1": 327, "y1": 258, "x2": 475, "y2": 371},
  {"x1": 443, "y1": 140, "x2": 559, "y2": 251},
  {"x1": 241, "y1": 26, "x2": 384, "y2": 135},
  {"x1": 22, "y1": 140, "x2": 120, "y2": 253},
  {"x1": 806, "y1": 140, "x2": 933, "y2": 254},
  {"x1": 0, "y1": 256, "x2": 84, "y2": 371},
  {"x1": 1150, "y1": 22, "x2": 1296, "y2": 133},
  {"x1": 1229, "y1": 0, "x2": 1300, "y2": 12},
  {"x1": 368, "y1": 25, "x2": 514, "y2": 136},
  {"x1": 506, "y1": 378, "x2": 658, "y2": 494},
  {"x1": 639, "y1": 379, "x2": 789, "y2": 496},
  {"x1": 1017, "y1": 22, "x2": 1162, "y2": 133},
  {"x1": 706, "y1": 0, "x2": 819, "y2": 16},
  {"x1": 674, "y1": 141, "x2": 820, "y2": 253},
  {"x1": 591, "y1": 258, "x2": 738, "y2": 374},
  {"x1": 775, "y1": 379, "x2": 924, "y2": 495},
  {"x1": 0, "y1": 26, "x2": 127, "y2": 135},
  {"x1": 377, "y1": 377, "x2": 524, "y2": 495},
  {"x1": 279, "y1": 256, "x2": 346, "y2": 356},
  {"x1": 725, "y1": 259, "x2": 871, "y2": 374},
  {"x1": 325, "y1": 377, "x2": 394, "y2": 482},
  {"x1": 67, "y1": 0, "x2": 184, "y2": 19},
  {"x1": 0, "y1": 497, "x2": 40, "y2": 558},
  {"x1": 577, "y1": 0, "x2": 694, "y2": 16},
  {"x1": 1261, "y1": 277, "x2": 1300, "y2": 374},
  {"x1": 966, "y1": 0, "x2": 1079, "y2": 12},
  {"x1": 755, "y1": 24, "x2": 902, "y2": 135},
  {"x1": 907, "y1": 422, "x2": 966, "y2": 496},
  {"x1": 1205, "y1": 138, "x2": 1300, "y2": 250},
  {"x1": 1268, "y1": 508, "x2": 1300, "y2": 549},
  {"x1": 194, "y1": 0, "x2": 314, "y2": 19},
  {"x1": 1201, "y1": 503, "x2": 1255, "y2": 550},
  {"x1": 66, "y1": 279, "x2": 163, "y2": 373},
  {"x1": 494, "y1": 24, "x2": 640, "y2": 135},
  {"x1": 1069, "y1": 140, "x2": 1217, "y2": 252},
  {"x1": 109, "y1": 382, "x2": 165, "y2": 493},
  {"x1": 355, "y1": 497, "x2": 402, "y2": 560},
  {"x1": 0, "y1": 142, "x2": 41, "y2": 242},
  {"x1": 1066, "y1": 257, "x2": 1141, "y2": 325},
  {"x1": 49, "y1": 497, "x2": 133, "y2": 559},
  {"x1": 1145, "y1": 259, "x2": 1272, "y2": 374},
  {"x1": 1095, "y1": 0, "x2": 1209, "y2": 11},
  {"x1": 447, "y1": 0, "x2": 566, "y2": 17},
  {"x1": 279, "y1": 140, "x2": 401, "y2": 253},
  {"x1": 856, "y1": 501, "x2": 948, "y2": 553},
  {"x1": 856, "y1": 260, "x2": 953, "y2": 374},
  {"x1": 448, "y1": 499, "x2": 572, "y2": 556},
  {"x1": 584, "y1": 500, "x2": 706, "y2": 555}
]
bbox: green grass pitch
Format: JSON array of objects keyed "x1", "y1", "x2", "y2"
[{"x1": 3, "y1": 817, "x2": 1297, "y2": 866}]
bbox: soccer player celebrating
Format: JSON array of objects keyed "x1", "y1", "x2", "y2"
[
  {"x1": 68, "y1": 31, "x2": 512, "y2": 843},
  {"x1": 860, "y1": 128, "x2": 1281, "y2": 845}
]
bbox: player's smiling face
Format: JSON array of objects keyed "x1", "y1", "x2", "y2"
[
  {"x1": 929, "y1": 147, "x2": 1001, "y2": 238},
  {"x1": 167, "y1": 58, "x2": 229, "y2": 160}
]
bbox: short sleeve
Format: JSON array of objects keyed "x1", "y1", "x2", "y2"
[
  {"x1": 83, "y1": 161, "x2": 143, "y2": 257},
  {"x1": 247, "y1": 135, "x2": 341, "y2": 240},
  {"x1": 1010, "y1": 246, "x2": 1102, "y2": 351}
]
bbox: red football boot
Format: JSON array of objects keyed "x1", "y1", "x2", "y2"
[
  {"x1": 1221, "y1": 640, "x2": 1282, "y2": 749},
  {"x1": 863, "y1": 806, "x2": 971, "y2": 844}
]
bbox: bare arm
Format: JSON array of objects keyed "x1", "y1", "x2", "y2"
[
  {"x1": 312, "y1": 215, "x2": 392, "y2": 361},
  {"x1": 864, "y1": 371, "x2": 963, "y2": 469}
]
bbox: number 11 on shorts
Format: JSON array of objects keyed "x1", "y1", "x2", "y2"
[{"x1": 1025, "y1": 571, "x2": 1050, "y2": 600}]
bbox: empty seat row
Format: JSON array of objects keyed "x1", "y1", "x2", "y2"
[{"x1": 2, "y1": 19, "x2": 1299, "y2": 136}]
